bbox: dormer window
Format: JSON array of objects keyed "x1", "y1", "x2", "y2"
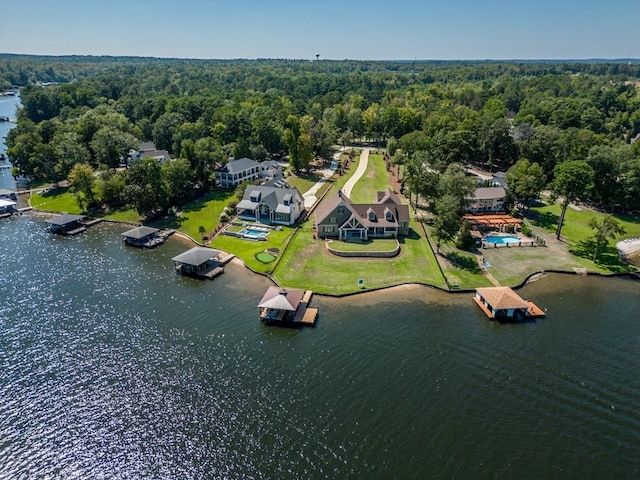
[
  {"x1": 367, "y1": 208, "x2": 376, "y2": 221},
  {"x1": 385, "y1": 207, "x2": 394, "y2": 221}
]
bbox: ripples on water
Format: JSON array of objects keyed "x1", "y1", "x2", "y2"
[{"x1": 1, "y1": 216, "x2": 639, "y2": 479}]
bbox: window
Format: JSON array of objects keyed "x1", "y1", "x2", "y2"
[
  {"x1": 324, "y1": 226, "x2": 335, "y2": 233},
  {"x1": 329, "y1": 217, "x2": 337, "y2": 223},
  {"x1": 337, "y1": 206, "x2": 345, "y2": 215}
]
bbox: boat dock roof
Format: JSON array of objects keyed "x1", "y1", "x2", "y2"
[
  {"x1": 122, "y1": 225, "x2": 159, "y2": 239},
  {"x1": 46, "y1": 213, "x2": 85, "y2": 225},
  {"x1": 172, "y1": 246, "x2": 221, "y2": 266}
]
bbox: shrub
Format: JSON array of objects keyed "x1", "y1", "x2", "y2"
[
  {"x1": 219, "y1": 213, "x2": 229, "y2": 223},
  {"x1": 521, "y1": 222, "x2": 532, "y2": 237}
]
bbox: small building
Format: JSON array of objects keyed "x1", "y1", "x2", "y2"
[
  {"x1": 46, "y1": 214, "x2": 87, "y2": 235},
  {"x1": 465, "y1": 187, "x2": 506, "y2": 213},
  {"x1": 236, "y1": 184, "x2": 305, "y2": 226},
  {"x1": 257, "y1": 287, "x2": 317, "y2": 326},
  {"x1": 474, "y1": 287, "x2": 545, "y2": 321},
  {"x1": 172, "y1": 246, "x2": 224, "y2": 279},
  {"x1": 0, "y1": 198, "x2": 17, "y2": 218},
  {"x1": 122, "y1": 226, "x2": 164, "y2": 248}
]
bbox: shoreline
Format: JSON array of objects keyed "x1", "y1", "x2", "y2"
[{"x1": 20, "y1": 208, "x2": 640, "y2": 298}]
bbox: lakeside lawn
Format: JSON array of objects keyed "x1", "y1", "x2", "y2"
[
  {"x1": 528, "y1": 200, "x2": 640, "y2": 273},
  {"x1": 272, "y1": 221, "x2": 446, "y2": 295},
  {"x1": 210, "y1": 226, "x2": 295, "y2": 274},
  {"x1": 29, "y1": 188, "x2": 82, "y2": 214},
  {"x1": 327, "y1": 238, "x2": 398, "y2": 253},
  {"x1": 151, "y1": 189, "x2": 236, "y2": 240}
]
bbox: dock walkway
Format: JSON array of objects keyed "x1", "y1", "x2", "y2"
[{"x1": 292, "y1": 290, "x2": 317, "y2": 325}]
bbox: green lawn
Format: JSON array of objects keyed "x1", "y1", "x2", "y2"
[
  {"x1": 151, "y1": 189, "x2": 236, "y2": 240},
  {"x1": 529, "y1": 201, "x2": 640, "y2": 272},
  {"x1": 272, "y1": 221, "x2": 446, "y2": 295},
  {"x1": 211, "y1": 226, "x2": 295, "y2": 274},
  {"x1": 327, "y1": 238, "x2": 398, "y2": 252},
  {"x1": 349, "y1": 154, "x2": 392, "y2": 203},
  {"x1": 30, "y1": 188, "x2": 82, "y2": 214},
  {"x1": 285, "y1": 171, "x2": 324, "y2": 193}
]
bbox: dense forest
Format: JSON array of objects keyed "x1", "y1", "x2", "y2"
[{"x1": 3, "y1": 54, "x2": 640, "y2": 215}]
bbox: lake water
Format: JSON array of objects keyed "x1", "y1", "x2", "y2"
[
  {"x1": 1, "y1": 216, "x2": 639, "y2": 479},
  {"x1": 0, "y1": 93, "x2": 19, "y2": 191}
]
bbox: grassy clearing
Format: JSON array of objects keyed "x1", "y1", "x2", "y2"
[
  {"x1": 30, "y1": 188, "x2": 82, "y2": 214},
  {"x1": 349, "y1": 154, "x2": 390, "y2": 203},
  {"x1": 285, "y1": 171, "x2": 324, "y2": 193},
  {"x1": 272, "y1": 221, "x2": 446, "y2": 295},
  {"x1": 211, "y1": 226, "x2": 295, "y2": 274},
  {"x1": 529, "y1": 200, "x2": 640, "y2": 272},
  {"x1": 151, "y1": 189, "x2": 236, "y2": 240}
]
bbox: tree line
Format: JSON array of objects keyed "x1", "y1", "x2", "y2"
[{"x1": 3, "y1": 56, "x2": 640, "y2": 217}]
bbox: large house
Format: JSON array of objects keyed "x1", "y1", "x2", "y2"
[
  {"x1": 315, "y1": 189, "x2": 410, "y2": 241},
  {"x1": 214, "y1": 158, "x2": 283, "y2": 188},
  {"x1": 465, "y1": 186, "x2": 506, "y2": 213},
  {"x1": 127, "y1": 142, "x2": 171, "y2": 166},
  {"x1": 236, "y1": 184, "x2": 305, "y2": 226}
]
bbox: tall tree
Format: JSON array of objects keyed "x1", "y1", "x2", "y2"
[
  {"x1": 550, "y1": 160, "x2": 595, "y2": 240},
  {"x1": 587, "y1": 215, "x2": 625, "y2": 262},
  {"x1": 68, "y1": 163, "x2": 96, "y2": 210},
  {"x1": 433, "y1": 194, "x2": 461, "y2": 254},
  {"x1": 122, "y1": 158, "x2": 168, "y2": 216},
  {"x1": 505, "y1": 158, "x2": 546, "y2": 212}
]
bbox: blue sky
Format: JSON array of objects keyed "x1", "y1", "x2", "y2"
[{"x1": 1, "y1": 0, "x2": 637, "y2": 60}]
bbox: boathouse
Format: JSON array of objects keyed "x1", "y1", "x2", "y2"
[
  {"x1": 172, "y1": 246, "x2": 224, "y2": 279},
  {"x1": 257, "y1": 287, "x2": 318, "y2": 326},
  {"x1": 474, "y1": 287, "x2": 545, "y2": 320},
  {"x1": 0, "y1": 198, "x2": 17, "y2": 218},
  {"x1": 122, "y1": 226, "x2": 164, "y2": 248},
  {"x1": 46, "y1": 214, "x2": 87, "y2": 235}
]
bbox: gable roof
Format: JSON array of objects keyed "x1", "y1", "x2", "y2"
[
  {"x1": 237, "y1": 184, "x2": 303, "y2": 211},
  {"x1": 476, "y1": 287, "x2": 528, "y2": 310},
  {"x1": 315, "y1": 190, "x2": 409, "y2": 226},
  {"x1": 172, "y1": 247, "x2": 221, "y2": 266},
  {"x1": 0, "y1": 199, "x2": 17, "y2": 208},
  {"x1": 257, "y1": 287, "x2": 304, "y2": 311}
]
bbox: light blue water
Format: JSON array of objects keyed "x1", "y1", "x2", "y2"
[
  {"x1": 0, "y1": 93, "x2": 20, "y2": 191},
  {"x1": 485, "y1": 234, "x2": 522, "y2": 244},
  {"x1": 240, "y1": 227, "x2": 269, "y2": 239}
]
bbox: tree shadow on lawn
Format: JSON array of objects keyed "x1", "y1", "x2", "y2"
[
  {"x1": 528, "y1": 210, "x2": 559, "y2": 231},
  {"x1": 570, "y1": 239, "x2": 632, "y2": 273},
  {"x1": 445, "y1": 251, "x2": 482, "y2": 274}
]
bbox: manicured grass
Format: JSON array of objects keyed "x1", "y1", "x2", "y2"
[
  {"x1": 30, "y1": 188, "x2": 82, "y2": 214},
  {"x1": 151, "y1": 189, "x2": 236, "y2": 240},
  {"x1": 102, "y1": 208, "x2": 141, "y2": 223},
  {"x1": 285, "y1": 171, "x2": 324, "y2": 193},
  {"x1": 327, "y1": 238, "x2": 398, "y2": 252},
  {"x1": 529, "y1": 200, "x2": 640, "y2": 272},
  {"x1": 349, "y1": 154, "x2": 392, "y2": 203},
  {"x1": 256, "y1": 252, "x2": 276, "y2": 263},
  {"x1": 271, "y1": 220, "x2": 446, "y2": 295},
  {"x1": 211, "y1": 226, "x2": 295, "y2": 274}
]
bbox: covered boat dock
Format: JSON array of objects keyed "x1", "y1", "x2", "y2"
[
  {"x1": 474, "y1": 286, "x2": 545, "y2": 321},
  {"x1": 172, "y1": 246, "x2": 225, "y2": 279},
  {"x1": 0, "y1": 198, "x2": 17, "y2": 218},
  {"x1": 46, "y1": 214, "x2": 88, "y2": 235},
  {"x1": 258, "y1": 287, "x2": 318, "y2": 326},
  {"x1": 122, "y1": 226, "x2": 166, "y2": 248}
]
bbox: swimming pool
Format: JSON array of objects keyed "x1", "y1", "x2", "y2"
[
  {"x1": 239, "y1": 227, "x2": 270, "y2": 240},
  {"x1": 484, "y1": 235, "x2": 521, "y2": 245}
]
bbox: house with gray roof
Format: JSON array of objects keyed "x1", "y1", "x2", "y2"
[
  {"x1": 315, "y1": 189, "x2": 410, "y2": 241},
  {"x1": 214, "y1": 157, "x2": 261, "y2": 188},
  {"x1": 465, "y1": 187, "x2": 506, "y2": 213},
  {"x1": 236, "y1": 184, "x2": 305, "y2": 226}
]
